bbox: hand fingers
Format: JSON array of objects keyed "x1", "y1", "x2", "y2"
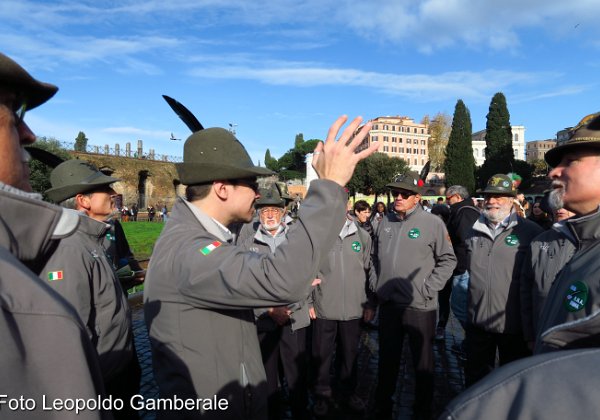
[
  {"x1": 354, "y1": 140, "x2": 381, "y2": 161},
  {"x1": 311, "y1": 142, "x2": 324, "y2": 168},
  {"x1": 311, "y1": 278, "x2": 321, "y2": 287},
  {"x1": 338, "y1": 116, "x2": 365, "y2": 147},
  {"x1": 324, "y1": 115, "x2": 349, "y2": 147}
]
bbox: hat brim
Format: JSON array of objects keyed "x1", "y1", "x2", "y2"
[
  {"x1": 46, "y1": 174, "x2": 120, "y2": 203},
  {"x1": 476, "y1": 188, "x2": 516, "y2": 197},
  {"x1": 386, "y1": 182, "x2": 421, "y2": 195},
  {"x1": 545, "y1": 140, "x2": 600, "y2": 168},
  {"x1": 176, "y1": 162, "x2": 273, "y2": 185}
]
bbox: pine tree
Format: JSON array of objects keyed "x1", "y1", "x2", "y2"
[
  {"x1": 444, "y1": 100, "x2": 475, "y2": 194},
  {"x1": 478, "y1": 92, "x2": 514, "y2": 186},
  {"x1": 294, "y1": 133, "x2": 304, "y2": 148},
  {"x1": 264, "y1": 149, "x2": 278, "y2": 171},
  {"x1": 74, "y1": 131, "x2": 88, "y2": 152}
]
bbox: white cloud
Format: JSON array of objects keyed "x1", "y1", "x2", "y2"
[{"x1": 102, "y1": 126, "x2": 171, "y2": 139}]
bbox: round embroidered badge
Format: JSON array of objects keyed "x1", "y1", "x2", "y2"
[
  {"x1": 564, "y1": 281, "x2": 589, "y2": 312},
  {"x1": 351, "y1": 241, "x2": 362, "y2": 252},
  {"x1": 505, "y1": 234, "x2": 519, "y2": 246},
  {"x1": 408, "y1": 228, "x2": 420, "y2": 239}
]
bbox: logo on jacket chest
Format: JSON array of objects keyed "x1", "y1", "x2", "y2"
[
  {"x1": 564, "y1": 281, "x2": 589, "y2": 312},
  {"x1": 351, "y1": 241, "x2": 362, "y2": 252},
  {"x1": 505, "y1": 234, "x2": 519, "y2": 246},
  {"x1": 408, "y1": 228, "x2": 420, "y2": 239}
]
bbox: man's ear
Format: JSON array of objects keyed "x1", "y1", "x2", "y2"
[
  {"x1": 75, "y1": 193, "x2": 90, "y2": 211},
  {"x1": 212, "y1": 181, "x2": 230, "y2": 201}
]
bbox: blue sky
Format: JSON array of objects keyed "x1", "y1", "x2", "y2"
[{"x1": 2, "y1": 0, "x2": 599, "y2": 164}]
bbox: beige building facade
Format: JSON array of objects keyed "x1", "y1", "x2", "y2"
[
  {"x1": 365, "y1": 116, "x2": 430, "y2": 172},
  {"x1": 526, "y1": 140, "x2": 557, "y2": 162}
]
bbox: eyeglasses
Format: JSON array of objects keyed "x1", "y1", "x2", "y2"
[
  {"x1": 13, "y1": 101, "x2": 27, "y2": 126},
  {"x1": 391, "y1": 190, "x2": 414, "y2": 199},
  {"x1": 232, "y1": 178, "x2": 259, "y2": 193}
]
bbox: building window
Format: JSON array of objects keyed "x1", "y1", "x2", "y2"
[
  {"x1": 407, "y1": 139, "x2": 411, "y2": 144},
  {"x1": 399, "y1": 138, "x2": 403, "y2": 143},
  {"x1": 422, "y1": 149, "x2": 426, "y2": 155},
  {"x1": 414, "y1": 158, "x2": 417, "y2": 165},
  {"x1": 414, "y1": 128, "x2": 418, "y2": 133},
  {"x1": 392, "y1": 126, "x2": 396, "y2": 131},
  {"x1": 401, "y1": 127, "x2": 405, "y2": 132},
  {"x1": 374, "y1": 125, "x2": 378, "y2": 130},
  {"x1": 384, "y1": 125, "x2": 388, "y2": 130},
  {"x1": 421, "y1": 140, "x2": 426, "y2": 145},
  {"x1": 421, "y1": 128, "x2": 425, "y2": 134},
  {"x1": 422, "y1": 159, "x2": 425, "y2": 165},
  {"x1": 383, "y1": 146, "x2": 389, "y2": 152},
  {"x1": 372, "y1": 136, "x2": 378, "y2": 142},
  {"x1": 392, "y1": 137, "x2": 396, "y2": 143},
  {"x1": 475, "y1": 149, "x2": 479, "y2": 157},
  {"x1": 392, "y1": 147, "x2": 397, "y2": 153},
  {"x1": 400, "y1": 147, "x2": 404, "y2": 153},
  {"x1": 407, "y1": 148, "x2": 411, "y2": 154},
  {"x1": 383, "y1": 136, "x2": 389, "y2": 142},
  {"x1": 514, "y1": 134, "x2": 519, "y2": 142}
]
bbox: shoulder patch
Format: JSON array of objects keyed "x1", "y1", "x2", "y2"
[
  {"x1": 351, "y1": 241, "x2": 362, "y2": 252},
  {"x1": 564, "y1": 281, "x2": 588, "y2": 312},
  {"x1": 199, "y1": 241, "x2": 222, "y2": 256},
  {"x1": 48, "y1": 271, "x2": 63, "y2": 281}
]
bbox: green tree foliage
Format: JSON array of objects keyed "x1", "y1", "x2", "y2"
[
  {"x1": 28, "y1": 137, "x2": 72, "y2": 198},
  {"x1": 74, "y1": 131, "x2": 88, "y2": 152},
  {"x1": 264, "y1": 149, "x2": 279, "y2": 171},
  {"x1": 294, "y1": 133, "x2": 304, "y2": 148},
  {"x1": 266, "y1": 139, "x2": 321, "y2": 181},
  {"x1": 444, "y1": 100, "x2": 476, "y2": 194},
  {"x1": 530, "y1": 159, "x2": 549, "y2": 177},
  {"x1": 348, "y1": 152, "x2": 409, "y2": 201},
  {"x1": 422, "y1": 112, "x2": 451, "y2": 172},
  {"x1": 478, "y1": 92, "x2": 514, "y2": 187}
]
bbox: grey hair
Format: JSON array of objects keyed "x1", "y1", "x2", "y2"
[
  {"x1": 446, "y1": 185, "x2": 469, "y2": 200},
  {"x1": 59, "y1": 196, "x2": 78, "y2": 210}
]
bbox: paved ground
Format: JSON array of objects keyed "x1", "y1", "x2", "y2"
[{"x1": 131, "y1": 300, "x2": 466, "y2": 419}]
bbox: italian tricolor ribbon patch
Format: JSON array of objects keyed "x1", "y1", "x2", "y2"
[
  {"x1": 200, "y1": 241, "x2": 222, "y2": 256},
  {"x1": 48, "y1": 271, "x2": 63, "y2": 281}
]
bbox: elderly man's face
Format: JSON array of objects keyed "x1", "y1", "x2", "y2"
[
  {"x1": 259, "y1": 206, "x2": 284, "y2": 233},
  {"x1": 392, "y1": 190, "x2": 420, "y2": 213},
  {"x1": 549, "y1": 148, "x2": 600, "y2": 216},
  {"x1": 482, "y1": 194, "x2": 514, "y2": 223},
  {"x1": 0, "y1": 93, "x2": 36, "y2": 191}
]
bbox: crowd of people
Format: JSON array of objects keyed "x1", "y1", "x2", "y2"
[{"x1": 3, "y1": 50, "x2": 600, "y2": 420}]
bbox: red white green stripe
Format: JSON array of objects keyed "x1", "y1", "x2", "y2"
[
  {"x1": 200, "y1": 241, "x2": 222, "y2": 256},
  {"x1": 48, "y1": 271, "x2": 63, "y2": 281}
]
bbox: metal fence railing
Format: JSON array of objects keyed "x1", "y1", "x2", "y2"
[{"x1": 64, "y1": 141, "x2": 182, "y2": 163}]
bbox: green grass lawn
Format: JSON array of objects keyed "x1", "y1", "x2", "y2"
[
  {"x1": 121, "y1": 221, "x2": 165, "y2": 295},
  {"x1": 121, "y1": 221, "x2": 165, "y2": 260}
]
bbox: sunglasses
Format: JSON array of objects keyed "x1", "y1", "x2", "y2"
[
  {"x1": 391, "y1": 190, "x2": 414, "y2": 199},
  {"x1": 232, "y1": 178, "x2": 259, "y2": 193}
]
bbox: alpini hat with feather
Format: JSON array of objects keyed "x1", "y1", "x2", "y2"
[
  {"x1": 545, "y1": 112, "x2": 600, "y2": 168},
  {"x1": 176, "y1": 128, "x2": 273, "y2": 185}
]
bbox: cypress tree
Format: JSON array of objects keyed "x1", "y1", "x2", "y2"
[
  {"x1": 478, "y1": 92, "x2": 514, "y2": 186},
  {"x1": 444, "y1": 100, "x2": 475, "y2": 194}
]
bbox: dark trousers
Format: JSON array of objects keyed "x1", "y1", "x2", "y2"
[
  {"x1": 464, "y1": 325, "x2": 531, "y2": 387},
  {"x1": 437, "y1": 278, "x2": 452, "y2": 329},
  {"x1": 105, "y1": 351, "x2": 141, "y2": 419},
  {"x1": 258, "y1": 324, "x2": 308, "y2": 419},
  {"x1": 312, "y1": 318, "x2": 361, "y2": 399},
  {"x1": 375, "y1": 305, "x2": 436, "y2": 416}
]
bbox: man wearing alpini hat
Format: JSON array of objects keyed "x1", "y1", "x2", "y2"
[
  {"x1": 464, "y1": 174, "x2": 542, "y2": 386},
  {"x1": 372, "y1": 171, "x2": 456, "y2": 420},
  {"x1": 533, "y1": 113, "x2": 600, "y2": 353},
  {"x1": 144, "y1": 116, "x2": 379, "y2": 419},
  {"x1": 0, "y1": 52, "x2": 107, "y2": 417},
  {"x1": 43, "y1": 159, "x2": 141, "y2": 419},
  {"x1": 240, "y1": 184, "x2": 311, "y2": 419}
]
